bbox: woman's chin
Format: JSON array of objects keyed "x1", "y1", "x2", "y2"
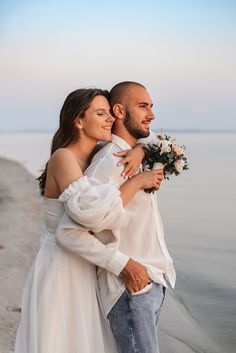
[{"x1": 100, "y1": 133, "x2": 112, "y2": 142}]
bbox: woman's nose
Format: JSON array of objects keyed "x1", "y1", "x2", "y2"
[{"x1": 107, "y1": 113, "x2": 115, "y2": 122}]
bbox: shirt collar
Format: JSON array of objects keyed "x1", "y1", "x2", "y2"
[{"x1": 111, "y1": 134, "x2": 132, "y2": 151}]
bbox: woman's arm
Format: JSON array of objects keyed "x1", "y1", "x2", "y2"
[
  {"x1": 47, "y1": 147, "x2": 163, "y2": 231},
  {"x1": 49, "y1": 147, "x2": 163, "y2": 208},
  {"x1": 120, "y1": 168, "x2": 163, "y2": 206}
]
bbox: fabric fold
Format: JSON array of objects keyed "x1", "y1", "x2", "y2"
[{"x1": 59, "y1": 177, "x2": 128, "y2": 233}]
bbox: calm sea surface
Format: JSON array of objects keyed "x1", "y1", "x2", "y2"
[{"x1": 0, "y1": 132, "x2": 235, "y2": 352}]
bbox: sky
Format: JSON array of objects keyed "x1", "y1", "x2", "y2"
[{"x1": 0, "y1": 0, "x2": 236, "y2": 132}]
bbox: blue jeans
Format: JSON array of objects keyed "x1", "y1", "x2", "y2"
[{"x1": 107, "y1": 282, "x2": 165, "y2": 353}]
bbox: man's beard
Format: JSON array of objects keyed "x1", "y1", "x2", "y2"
[{"x1": 123, "y1": 111, "x2": 150, "y2": 139}]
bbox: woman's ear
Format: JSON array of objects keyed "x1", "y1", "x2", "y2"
[
  {"x1": 112, "y1": 104, "x2": 125, "y2": 120},
  {"x1": 74, "y1": 117, "x2": 84, "y2": 130}
]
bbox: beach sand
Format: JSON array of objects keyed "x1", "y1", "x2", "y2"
[
  {"x1": 0, "y1": 158, "x2": 43, "y2": 352},
  {"x1": 0, "y1": 155, "x2": 231, "y2": 353}
]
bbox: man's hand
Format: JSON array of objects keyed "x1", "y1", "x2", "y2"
[{"x1": 121, "y1": 258, "x2": 149, "y2": 294}]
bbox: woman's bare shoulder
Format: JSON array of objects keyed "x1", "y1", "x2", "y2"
[
  {"x1": 46, "y1": 148, "x2": 83, "y2": 194},
  {"x1": 49, "y1": 148, "x2": 77, "y2": 165},
  {"x1": 48, "y1": 148, "x2": 82, "y2": 174}
]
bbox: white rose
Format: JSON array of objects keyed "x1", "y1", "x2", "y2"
[
  {"x1": 153, "y1": 162, "x2": 164, "y2": 170},
  {"x1": 174, "y1": 159, "x2": 185, "y2": 173},
  {"x1": 157, "y1": 132, "x2": 165, "y2": 140},
  {"x1": 160, "y1": 140, "x2": 171, "y2": 154}
]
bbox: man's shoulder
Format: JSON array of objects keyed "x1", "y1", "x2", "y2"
[
  {"x1": 86, "y1": 141, "x2": 124, "y2": 183},
  {"x1": 91, "y1": 141, "x2": 118, "y2": 165}
]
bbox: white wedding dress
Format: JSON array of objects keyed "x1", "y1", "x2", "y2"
[{"x1": 15, "y1": 182, "x2": 119, "y2": 353}]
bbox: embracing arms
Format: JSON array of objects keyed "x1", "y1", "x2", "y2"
[{"x1": 51, "y1": 144, "x2": 163, "y2": 293}]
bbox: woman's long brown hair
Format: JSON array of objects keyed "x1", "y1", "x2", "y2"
[{"x1": 37, "y1": 88, "x2": 110, "y2": 195}]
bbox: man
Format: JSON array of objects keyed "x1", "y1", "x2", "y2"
[{"x1": 57, "y1": 82, "x2": 176, "y2": 353}]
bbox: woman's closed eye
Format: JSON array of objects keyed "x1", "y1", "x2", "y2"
[{"x1": 97, "y1": 110, "x2": 105, "y2": 116}]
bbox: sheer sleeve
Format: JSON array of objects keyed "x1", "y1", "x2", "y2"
[{"x1": 59, "y1": 176, "x2": 128, "y2": 233}]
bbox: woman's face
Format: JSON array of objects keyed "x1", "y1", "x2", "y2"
[{"x1": 79, "y1": 95, "x2": 115, "y2": 142}]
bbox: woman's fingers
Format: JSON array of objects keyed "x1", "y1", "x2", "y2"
[
  {"x1": 118, "y1": 157, "x2": 130, "y2": 166},
  {"x1": 122, "y1": 164, "x2": 139, "y2": 178},
  {"x1": 125, "y1": 167, "x2": 137, "y2": 178},
  {"x1": 113, "y1": 150, "x2": 130, "y2": 157}
]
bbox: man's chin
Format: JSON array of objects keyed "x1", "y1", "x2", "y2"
[{"x1": 141, "y1": 129, "x2": 150, "y2": 138}]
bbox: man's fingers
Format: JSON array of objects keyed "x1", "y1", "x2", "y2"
[{"x1": 126, "y1": 277, "x2": 149, "y2": 293}]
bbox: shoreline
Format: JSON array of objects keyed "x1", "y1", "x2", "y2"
[{"x1": 0, "y1": 157, "x2": 221, "y2": 353}]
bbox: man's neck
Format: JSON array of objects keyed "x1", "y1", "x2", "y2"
[{"x1": 112, "y1": 126, "x2": 138, "y2": 147}]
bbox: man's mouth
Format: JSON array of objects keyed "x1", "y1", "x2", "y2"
[{"x1": 142, "y1": 121, "x2": 151, "y2": 129}]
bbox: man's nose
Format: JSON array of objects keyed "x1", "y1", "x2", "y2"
[{"x1": 148, "y1": 108, "x2": 155, "y2": 120}]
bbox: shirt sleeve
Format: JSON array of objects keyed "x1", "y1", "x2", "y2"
[{"x1": 56, "y1": 213, "x2": 129, "y2": 276}]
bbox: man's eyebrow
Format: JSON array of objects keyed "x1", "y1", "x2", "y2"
[{"x1": 138, "y1": 101, "x2": 153, "y2": 108}]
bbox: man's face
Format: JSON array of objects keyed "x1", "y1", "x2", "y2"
[{"x1": 123, "y1": 86, "x2": 155, "y2": 139}]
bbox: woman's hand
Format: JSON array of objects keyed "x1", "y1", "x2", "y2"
[
  {"x1": 114, "y1": 143, "x2": 145, "y2": 178},
  {"x1": 119, "y1": 166, "x2": 164, "y2": 206},
  {"x1": 136, "y1": 168, "x2": 164, "y2": 191}
]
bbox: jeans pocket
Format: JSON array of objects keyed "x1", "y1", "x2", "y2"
[{"x1": 131, "y1": 282, "x2": 153, "y2": 297}]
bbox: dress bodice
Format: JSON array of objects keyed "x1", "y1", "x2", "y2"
[{"x1": 43, "y1": 198, "x2": 65, "y2": 233}]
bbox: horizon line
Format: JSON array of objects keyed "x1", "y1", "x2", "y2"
[{"x1": 0, "y1": 129, "x2": 236, "y2": 134}]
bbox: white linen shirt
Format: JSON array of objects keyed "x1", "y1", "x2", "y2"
[{"x1": 57, "y1": 134, "x2": 176, "y2": 316}]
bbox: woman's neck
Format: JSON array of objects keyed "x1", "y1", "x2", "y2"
[{"x1": 67, "y1": 137, "x2": 97, "y2": 172}]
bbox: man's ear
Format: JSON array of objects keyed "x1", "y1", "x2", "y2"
[{"x1": 112, "y1": 104, "x2": 125, "y2": 120}]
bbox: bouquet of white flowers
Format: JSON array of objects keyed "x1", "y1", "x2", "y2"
[{"x1": 143, "y1": 132, "x2": 189, "y2": 193}]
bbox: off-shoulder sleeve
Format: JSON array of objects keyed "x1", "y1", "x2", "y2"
[{"x1": 59, "y1": 176, "x2": 128, "y2": 233}]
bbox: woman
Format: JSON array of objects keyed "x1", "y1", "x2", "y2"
[{"x1": 15, "y1": 88, "x2": 163, "y2": 353}]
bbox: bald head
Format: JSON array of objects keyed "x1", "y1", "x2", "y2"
[{"x1": 110, "y1": 81, "x2": 146, "y2": 107}]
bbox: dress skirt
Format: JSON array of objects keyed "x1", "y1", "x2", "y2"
[{"x1": 15, "y1": 232, "x2": 118, "y2": 353}]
